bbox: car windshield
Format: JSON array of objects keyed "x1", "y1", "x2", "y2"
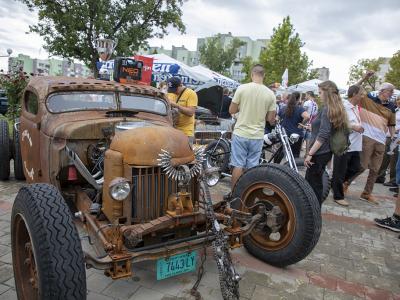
[
  {"x1": 120, "y1": 94, "x2": 167, "y2": 115},
  {"x1": 47, "y1": 92, "x2": 117, "y2": 112}
]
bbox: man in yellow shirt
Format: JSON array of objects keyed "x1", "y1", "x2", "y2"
[
  {"x1": 229, "y1": 65, "x2": 276, "y2": 190},
  {"x1": 167, "y1": 77, "x2": 198, "y2": 144}
]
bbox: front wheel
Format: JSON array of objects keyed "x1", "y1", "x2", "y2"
[
  {"x1": 11, "y1": 184, "x2": 87, "y2": 300},
  {"x1": 231, "y1": 164, "x2": 321, "y2": 267}
]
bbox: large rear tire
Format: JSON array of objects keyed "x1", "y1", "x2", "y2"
[
  {"x1": 11, "y1": 184, "x2": 87, "y2": 300},
  {"x1": 13, "y1": 127, "x2": 25, "y2": 180},
  {"x1": 231, "y1": 164, "x2": 321, "y2": 267},
  {"x1": 0, "y1": 119, "x2": 10, "y2": 180}
]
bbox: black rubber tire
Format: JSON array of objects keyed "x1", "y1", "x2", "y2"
[
  {"x1": 231, "y1": 164, "x2": 321, "y2": 267},
  {"x1": 11, "y1": 184, "x2": 87, "y2": 300},
  {"x1": 203, "y1": 139, "x2": 230, "y2": 173},
  {"x1": 13, "y1": 128, "x2": 25, "y2": 180},
  {"x1": 287, "y1": 157, "x2": 331, "y2": 203},
  {"x1": 0, "y1": 119, "x2": 10, "y2": 180}
]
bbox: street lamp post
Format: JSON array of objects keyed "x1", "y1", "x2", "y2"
[{"x1": 0, "y1": 48, "x2": 12, "y2": 58}]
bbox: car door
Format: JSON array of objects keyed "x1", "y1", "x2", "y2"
[{"x1": 19, "y1": 90, "x2": 41, "y2": 182}]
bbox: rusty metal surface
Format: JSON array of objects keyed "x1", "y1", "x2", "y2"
[
  {"x1": 26, "y1": 76, "x2": 165, "y2": 101},
  {"x1": 20, "y1": 76, "x2": 172, "y2": 184},
  {"x1": 129, "y1": 165, "x2": 199, "y2": 223},
  {"x1": 111, "y1": 126, "x2": 195, "y2": 166}
]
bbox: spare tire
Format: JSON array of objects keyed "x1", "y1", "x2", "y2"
[
  {"x1": 13, "y1": 127, "x2": 25, "y2": 180},
  {"x1": 0, "y1": 119, "x2": 10, "y2": 180},
  {"x1": 231, "y1": 164, "x2": 321, "y2": 267},
  {"x1": 285, "y1": 158, "x2": 331, "y2": 203}
]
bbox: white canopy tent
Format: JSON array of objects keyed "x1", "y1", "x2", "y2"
[
  {"x1": 287, "y1": 79, "x2": 346, "y2": 94},
  {"x1": 145, "y1": 54, "x2": 240, "y2": 89},
  {"x1": 287, "y1": 79, "x2": 323, "y2": 93},
  {"x1": 191, "y1": 65, "x2": 240, "y2": 89},
  {"x1": 145, "y1": 54, "x2": 210, "y2": 87}
]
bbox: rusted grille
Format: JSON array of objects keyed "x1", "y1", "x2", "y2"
[{"x1": 131, "y1": 166, "x2": 199, "y2": 223}]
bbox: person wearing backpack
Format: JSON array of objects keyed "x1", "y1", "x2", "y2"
[
  {"x1": 304, "y1": 80, "x2": 348, "y2": 205},
  {"x1": 331, "y1": 85, "x2": 365, "y2": 206}
]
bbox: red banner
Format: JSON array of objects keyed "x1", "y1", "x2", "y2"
[{"x1": 134, "y1": 55, "x2": 153, "y2": 86}]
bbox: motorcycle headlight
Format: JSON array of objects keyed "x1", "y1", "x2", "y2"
[
  {"x1": 289, "y1": 133, "x2": 300, "y2": 144},
  {"x1": 109, "y1": 178, "x2": 131, "y2": 201},
  {"x1": 204, "y1": 167, "x2": 220, "y2": 187},
  {"x1": 263, "y1": 133, "x2": 273, "y2": 145}
]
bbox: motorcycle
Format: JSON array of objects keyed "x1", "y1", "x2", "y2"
[{"x1": 203, "y1": 121, "x2": 331, "y2": 202}]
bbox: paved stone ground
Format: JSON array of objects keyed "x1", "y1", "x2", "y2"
[{"x1": 0, "y1": 163, "x2": 399, "y2": 300}]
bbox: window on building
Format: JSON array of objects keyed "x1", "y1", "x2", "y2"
[{"x1": 24, "y1": 91, "x2": 38, "y2": 115}]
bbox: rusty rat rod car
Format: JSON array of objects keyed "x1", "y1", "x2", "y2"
[{"x1": 3, "y1": 75, "x2": 321, "y2": 300}]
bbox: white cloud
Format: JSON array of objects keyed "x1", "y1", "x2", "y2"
[{"x1": 1, "y1": 0, "x2": 399, "y2": 87}]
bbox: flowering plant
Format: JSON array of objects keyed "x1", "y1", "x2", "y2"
[{"x1": 0, "y1": 68, "x2": 30, "y2": 122}]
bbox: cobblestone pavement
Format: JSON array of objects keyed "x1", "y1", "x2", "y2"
[{"x1": 0, "y1": 164, "x2": 399, "y2": 300}]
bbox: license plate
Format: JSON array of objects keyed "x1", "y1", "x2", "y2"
[{"x1": 156, "y1": 251, "x2": 197, "y2": 280}]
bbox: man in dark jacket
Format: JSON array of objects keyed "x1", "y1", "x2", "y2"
[{"x1": 219, "y1": 88, "x2": 232, "y2": 119}]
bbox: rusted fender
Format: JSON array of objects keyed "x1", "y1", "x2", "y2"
[{"x1": 110, "y1": 126, "x2": 195, "y2": 166}]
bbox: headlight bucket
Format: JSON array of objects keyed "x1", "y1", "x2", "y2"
[
  {"x1": 109, "y1": 177, "x2": 131, "y2": 201},
  {"x1": 289, "y1": 133, "x2": 300, "y2": 144}
]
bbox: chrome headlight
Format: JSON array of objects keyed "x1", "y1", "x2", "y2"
[
  {"x1": 289, "y1": 133, "x2": 300, "y2": 144},
  {"x1": 204, "y1": 167, "x2": 220, "y2": 187},
  {"x1": 109, "y1": 178, "x2": 131, "y2": 201}
]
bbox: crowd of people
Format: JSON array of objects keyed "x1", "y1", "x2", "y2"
[{"x1": 162, "y1": 66, "x2": 400, "y2": 236}]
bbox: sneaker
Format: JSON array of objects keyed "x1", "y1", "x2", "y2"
[
  {"x1": 374, "y1": 216, "x2": 400, "y2": 232},
  {"x1": 375, "y1": 177, "x2": 385, "y2": 184},
  {"x1": 334, "y1": 199, "x2": 349, "y2": 206},
  {"x1": 383, "y1": 181, "x2": 397, "y2": 187},
  {"x1": 359, "y1": 193, "x2": 379, "y2": 205},
  {"x1": 389, "y1": 187, "x2": 399, "y2": 193}
]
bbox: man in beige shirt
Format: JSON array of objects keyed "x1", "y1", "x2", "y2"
[{"x1": 229, "y1": 64, "x2": 276, "y2": 190}]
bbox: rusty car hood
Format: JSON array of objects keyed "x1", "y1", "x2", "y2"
[
  {"x1": 40, "y1": 110, "x2": 170, "y2": 139},
  {"x1": 110, "y1": 126, "x2": 195, "y2": 166}
]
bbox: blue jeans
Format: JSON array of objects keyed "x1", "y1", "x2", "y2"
[{"x1": 230, "y1": 134, "x2": 264, "y2": 169}]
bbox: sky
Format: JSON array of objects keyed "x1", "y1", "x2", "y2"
[{"x1": 0, "y1": 0, "x2": 399, "y2": 87}]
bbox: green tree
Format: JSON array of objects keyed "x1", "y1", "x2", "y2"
[
  {"x1": 20, "y1": 0, "x2": 186, "y2": 76},
  {"x1": 199, "y1": 34, "x2": 244, "y2": 75},
  {"x1": 259, "y1": 16, "x2": 314, "y2": 86},
  {"x1": 348, "y1": 58, "x2": 385, "y2": 90},
  {"x1": 0, "y1": 70, "x2": 30, "y2": 122},
  {"x1": 385, "y1": 50, "x2": 400, "y2": 88},
  {"x1": 240, "y1": 56, "x2": 255, "y2": 83}
]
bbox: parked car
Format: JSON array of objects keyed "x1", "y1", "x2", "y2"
[
  {"x1": 194, "y1": 83, "x2": 233, "y2": 144},
  {"x1": 0, "y1": 75, "x2": 321, "y2": 300}
]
